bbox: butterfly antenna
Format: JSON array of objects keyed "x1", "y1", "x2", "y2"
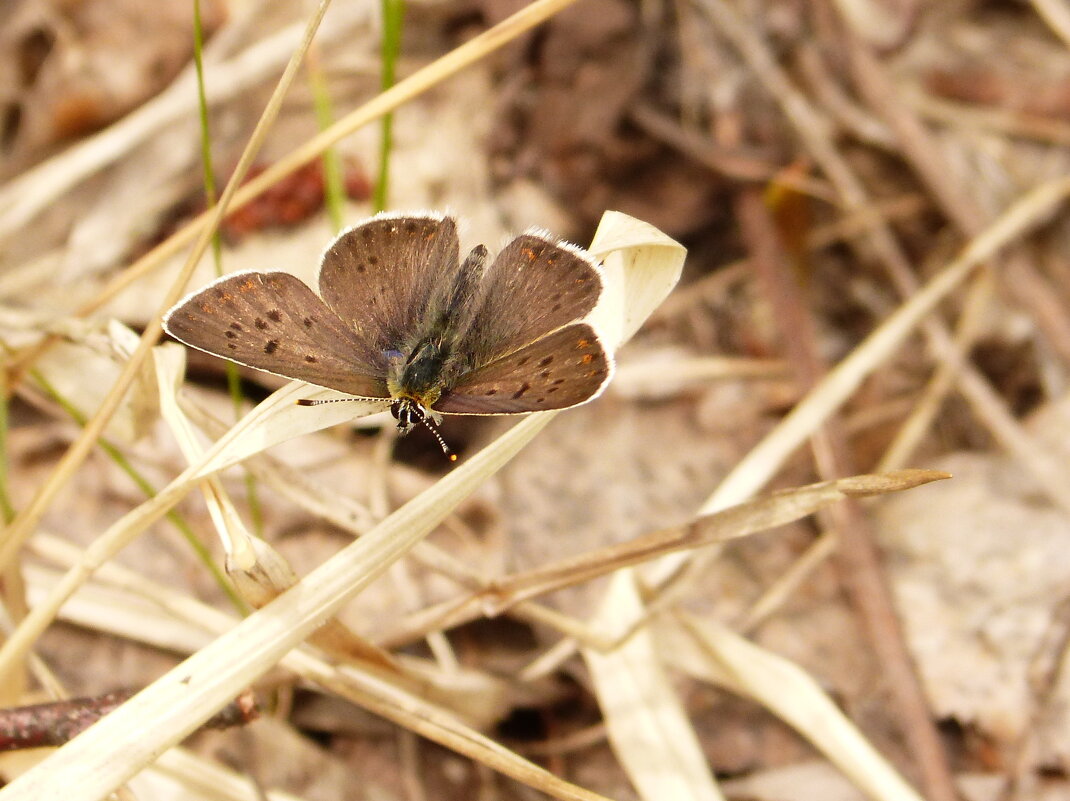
[
  {"x1": 297, "y1": 396, "x2": 456, "y2": 462},
  {"x1": 408, "y1": 403, "x2": 457, "y2": 462}
]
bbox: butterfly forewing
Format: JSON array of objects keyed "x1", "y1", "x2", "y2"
[
  {"x1": 459, "y1": 232, "x2": 603, "y2": 371},
  {"x1": 164, "y1": 271, "x2": 389, "y2": 399},
  {"x1": 318, "y1": 213, "x2": 460, "y2": 355},
  {"x1": 433, "y1": 323, "x2": 610, "y2": 414}
]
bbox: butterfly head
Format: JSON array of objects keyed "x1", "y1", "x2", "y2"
[
  {"x1": 390, "y1": 396, "x2": 456, "y2": 461},
  {"x1": 384, "y1": 347, "x2": 457, "y2": 460}
]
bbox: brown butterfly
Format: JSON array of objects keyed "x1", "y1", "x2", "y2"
[{"x1": 163, "y1": 212, "x2": 612, "y2": 456}]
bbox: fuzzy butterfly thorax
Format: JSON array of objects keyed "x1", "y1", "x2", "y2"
[{"x1": 163, "y1": 212, "x2": 613, "y2": 455}]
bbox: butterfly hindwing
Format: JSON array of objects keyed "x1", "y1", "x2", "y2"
[
  {"x1": 318, "y1": 212, "x2": 460, "y2": 356},
  {"x1": 458, "y1": 231, "x2": 603, "y2": 371},
  {"x1": 163, "y1": 271, "x2": 389, "y2": 399},
  {"x1": 433, "y1": 323, "x2": 611, "y2": 414}
]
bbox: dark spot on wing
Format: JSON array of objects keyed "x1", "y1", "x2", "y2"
[
  {"x1": 484, "y1": 389, "x2": 497, "y2": 396},
  {"x1": 267, "y1": 310, "x2": 282, "y2": 323},
  {"x1": 540, "y1": 356, "x2": 553, "y2": 366},
  {"x1": 229, "y1": 322, "x2": 243, "y2": 331},
  {"x1": 512, "y1": 382, "x2": 531, "y2": 399},
  {"x1": 255, "y1": 318, "x2": 268, "y2": 330},
  {"x1": 356, "y1": 263, "x2": 366, "y2": 273},
  {"x1": 303, "y1": 317, "x2": 314, "y2": 328},
  {"x1": 368, "y1": 256, "x2": 379, "y2": 265},
  {"x1": 224, "y1": 330, "x2": 237, "y2": 340},
  {"x1": 265, "y1": 339, "x2": 280, "y2": 354},
  {"x1": 304, "y1": 355, "x2": 318, "y2": 363}
]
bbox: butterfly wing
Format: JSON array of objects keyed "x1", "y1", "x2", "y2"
[
  {"x1": 163, "y1": 271, "x2": 389, "y2": 398},
  {"x1": 318, "y1": 212, "x2": 460, "y2": 355},
  {"x1": 433, "y1": 323, "x2": 611, "y2": 414},
  {"x1": 457, "y1": 231, "x2": 603, "y2": 371}
]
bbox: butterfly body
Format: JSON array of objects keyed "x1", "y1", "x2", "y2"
[{"x1": 164, "y1": 212, "x2": 612, "y2": 441}]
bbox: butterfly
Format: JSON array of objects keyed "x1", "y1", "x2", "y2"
[{"x1": 163, "y1": 212, "x2": 612, "y2": 455}]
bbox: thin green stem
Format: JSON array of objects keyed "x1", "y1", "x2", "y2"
[
  {"x1": 192, "y1": 0, "x2": 223, "y2": 270},
  {"x1": 309, "y1": 50, "x2": 345, "y2": 231},
  {"x1": 192, "y1": 0, "x2": 263, "y2": 535},
  {"x1": 30, "y1": 368, "x2": 247, "y2": 614},
  {"x1": 374, "y1": 0, "x2": 405, "y2": 212},
  {"x1": 0, "y1": 368, "x2": 14, "y2": 524}
]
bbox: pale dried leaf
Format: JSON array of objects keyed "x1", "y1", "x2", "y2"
[
  {"x1": 667, "y1": 613, "x2": 924, "y2": 801},
  {"x1": 584, "y1": 572, "x2": 725, "y2": 801}
]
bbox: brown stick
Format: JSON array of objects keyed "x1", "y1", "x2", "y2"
[
  {"x1": 0, "y1": 689, "x2": 258, "y2": 751},
  {"x1": 736, "y1": 188, "x2": 960, "y2": 801},
  {"x1": 843, "y1": 29, "x2": 1070, "y2": 369}
]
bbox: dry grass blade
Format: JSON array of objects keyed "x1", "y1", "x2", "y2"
[
  {"x1": 1031, "y1": 0, "x2": 1070, "y2": 49},
  {"x1": 584, "y1": 573, "x2": 726, "y2": 801},
  {"x1": 190, "y1": 384, "x2": 385, "y2": 479},
  {"x1": 467, "y1": 470, "x2": 950, "y2": 614},
  {"x1": 0, "y1": 0, "x2": 595, "y2": 589},
  {"x1": 21, "y1": 541, "x2": 601, "y2": 799},
  {"x1": 577, "y1": 475, "x2": 947, "y2": 801},
  {"x1": 0, "y1": 0, "x2": 335, "y2": 583},
  {"x1": 0, "y1": 212, "x2": 683, "y2": 801},
  {"x1": 0, "y1": 5, "x2": 375, "y2": 242},
  {"x1": 154, "y1": 345, "x2": 396, "y2": 670},
  {"x1": 662, "y1": 171, "x2": 1070, "y2": 573},
  {"x1": 670, "y1": 612, "x2": 925, "y2": 801},
  {"x1": 151, "y1": 745, "x2": 311, "y2": 801},
  {"x1": 74, "y1": 0, "x2": 590, "y2": 320},
  {"x1": 573, "y1": 156, "x2": 1070, "y2": 801}
]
